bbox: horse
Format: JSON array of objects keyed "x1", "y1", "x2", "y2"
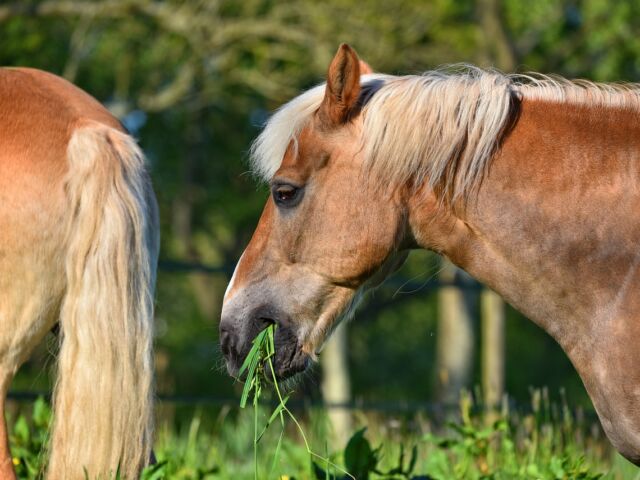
[
  {"x1": 0, "y1": 68, "x2": 159, "y2": 479},
  {"x1": 220, "y1": 43, "x2": 640, "y2": 465}
]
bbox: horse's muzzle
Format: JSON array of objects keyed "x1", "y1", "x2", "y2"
[{"x1": 219, "y1": 304, "x2": 310, "y2": 380}]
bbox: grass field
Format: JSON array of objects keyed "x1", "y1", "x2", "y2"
[
  {"x1": 7, "y1": 325, "x2": 640, "y2": 479},
  {"x1": 7, "y1": 390, "x2": 640, "y2": 479}
]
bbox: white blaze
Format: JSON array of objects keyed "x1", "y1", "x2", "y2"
[{"x1": 224, "y1": 251, "x2": 245, "y2": 302}]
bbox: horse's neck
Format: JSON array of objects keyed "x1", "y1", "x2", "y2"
[
  {"x1": 409, "y1": 97, "x2": 640, "y2": 450},
  {"x1": 465, "y1": 97, "x2": 640, "y2": 335},
  {"x1": 410, "y1": 96, "x2": 640, "y2": 377},
  {"x1": 408, "y1": 98, "x2": 640, "y2": 456},
  {"x1": 412, "y1": 97, "x2": 640, "y2": 334}
]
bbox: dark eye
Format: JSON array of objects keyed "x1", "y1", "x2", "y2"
[{"x1": 271, "y1": 183, "x2": 303, "y2": 208}]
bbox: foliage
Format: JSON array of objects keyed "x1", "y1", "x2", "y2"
[
  {"x1": 8, "y1": 397, "x2": 50, "y2": 479},
  {"x1": 2, "y1": 0, "x2": 640, "y2": 413},
  {"x1": 8, "y1": 395, "x2": 639, "y2": 479},
  {"x1": 3, "y1": 2, "x2": 640, "y2": 478},
  {"x1": 5, "y1": 0, "x2": 640, "y2": 410},
  {"x1": 312, "y1": 427, "x2": 418, "y2": 480}
]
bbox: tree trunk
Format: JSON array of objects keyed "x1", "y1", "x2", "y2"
[
  {"x1": 320, "y1": 322, "x2": 352, "y2": 447},
  {"x1": 477, "y1": 0, "x2": 517, "y2": 71}
]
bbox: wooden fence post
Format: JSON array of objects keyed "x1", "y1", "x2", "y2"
[
  {"x1": 435, "y1": 259, "x2": 476, "y2": 407},
  {"x1": 321, "y1": 322, "x2": 352, "y2": 446},
  {"x1": 481, "y1": 288, "x2": 505, "y2": 418}
]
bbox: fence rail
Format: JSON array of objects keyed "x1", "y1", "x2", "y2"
[
  {"x1": 5, "y1": 389, "x2": 599, "y2": 421},
  {"x1": 8, "y1": 258, "x2": 490, "y2": 412},
  {"x1": 158, "y1": 258, "x2": 485, "y2": 292}
]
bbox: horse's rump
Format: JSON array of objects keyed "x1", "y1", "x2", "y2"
[{"x1": 0, "y1": 69, "x2": 159, "y2": 479}]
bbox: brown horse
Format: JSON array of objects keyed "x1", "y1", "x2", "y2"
[
  {"x1": 0, "y1": 68, "x2": 159, "y2": 479},
  {"x1": 220, "y1": 44, "x2": 640, "y2": 465}
]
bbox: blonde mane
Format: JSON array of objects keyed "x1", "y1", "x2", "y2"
[{"x1": 250, "y1": 67, "x2": 640, "y2": 201}]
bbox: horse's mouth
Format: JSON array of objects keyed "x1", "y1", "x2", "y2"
[
  {"x1": 225, "y1": 340, "x2": 310, "y2": 382},
  {"x1": 260, "y1": 339, "x2": 311, "y2": 382},
  {"x1": 271, "y1": 343, "x2": 311, "y2": 380}
]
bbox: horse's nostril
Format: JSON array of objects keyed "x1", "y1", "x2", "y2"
[
  {"x1": 258, "y1": 317, "x2": 276, "y2": 329},
  {"x1": 219, "y1": 327, "x2": 235, "y2": 357}
]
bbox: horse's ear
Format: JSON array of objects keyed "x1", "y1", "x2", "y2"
[
  {"x1": 319, "y1": 44, "x2": 362, "y2": 127},
  {"x1": 359, "y1": 60, "x2": 374, "y2": 75}
]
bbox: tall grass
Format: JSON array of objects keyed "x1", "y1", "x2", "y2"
[
  {"x1": 7, "y1": 389, "x2": 640, "y2": 479},
  {"x1": 5, "y1": 326, "x2": 640, "y2": 479}
]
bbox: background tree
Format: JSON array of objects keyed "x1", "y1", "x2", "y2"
[{"x1": 1, "y1": 0, "x2": 639, "y2": 427}]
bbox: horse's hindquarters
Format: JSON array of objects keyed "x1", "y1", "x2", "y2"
[
  {"x1": 0, "y1": 143, "x2": 68, "y2": 480},
  {"x1": 0, "y1": 149, "x2": 68, "y2": 384},
  {"x1": 0, "y1": 68, "x2": 86, "y2": 381}
]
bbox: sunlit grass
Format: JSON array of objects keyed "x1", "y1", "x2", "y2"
[{"x1": 6, "y1": 380, "x2": 640, "y2": 479}]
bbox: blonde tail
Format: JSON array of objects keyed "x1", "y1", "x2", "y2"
[{"x1": 48, "y1": 122, "x2": 159, "y2": 479}]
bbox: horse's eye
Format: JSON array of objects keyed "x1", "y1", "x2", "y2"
[{"x1": 271, "y1": 183, "x2": 303, "y2": 208}]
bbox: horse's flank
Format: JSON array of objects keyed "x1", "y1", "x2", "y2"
[{"x1": 250, "y1": 68, "x2": 640, "y2": 202}]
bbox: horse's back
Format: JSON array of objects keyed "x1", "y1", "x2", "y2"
[
  {"x1": 0, "y1": 66, "x2": 122, "y2": 168},
  {"x1": 0, "y1": 66, "x2": 124, "y2": 255}
]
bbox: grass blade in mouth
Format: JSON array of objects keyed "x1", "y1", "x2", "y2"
[
  {"x1": 238, "y1": 324, "x2": 355, "y2": 480},
  {"x1": 238, "y1": 327, "x2": 269, "y2": 409}
]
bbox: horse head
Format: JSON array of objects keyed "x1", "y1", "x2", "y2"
[{"x1": 220, "y1": 45, "x2": 409, "y2": 379}]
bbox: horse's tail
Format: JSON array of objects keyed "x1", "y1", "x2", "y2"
[{"x1": 48, "y1": 122, "x2": 159, "y2": 479}]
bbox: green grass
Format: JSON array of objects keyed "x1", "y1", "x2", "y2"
[
  {"x1": 150, "y1": 390, "x2": 640, "y2": 480},
  {"x1": 6, "y1": 331, "x2": 640, "y2": 479},
  {"x1": 8, "y1": 390, "x2": 640, "y2": 479}
]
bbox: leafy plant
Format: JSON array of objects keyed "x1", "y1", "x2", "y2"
[
  {"x1": 313, "y1": 428, "x2": 421, "y2": 480},
  {"x1": 9, "y1": 396, "x2": 50, "y2": 479}
]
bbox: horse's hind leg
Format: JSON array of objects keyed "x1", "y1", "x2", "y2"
[
  {"x1": 0, "y1": 375, "x2": 16, "y2": 480},
  {"x1": 0, "y1": 290, "x2": 62, "y2": 479},
  {"x1": 0, "y1": 304, "x2": 59, "y2": 480},
  {"x1": 0, "y1": 263, "x2": 64, "y2": 479}
]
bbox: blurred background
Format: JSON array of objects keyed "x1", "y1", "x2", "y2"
[{"x1": 2, "y1": 0, "x2": 640, "y2": 477}]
